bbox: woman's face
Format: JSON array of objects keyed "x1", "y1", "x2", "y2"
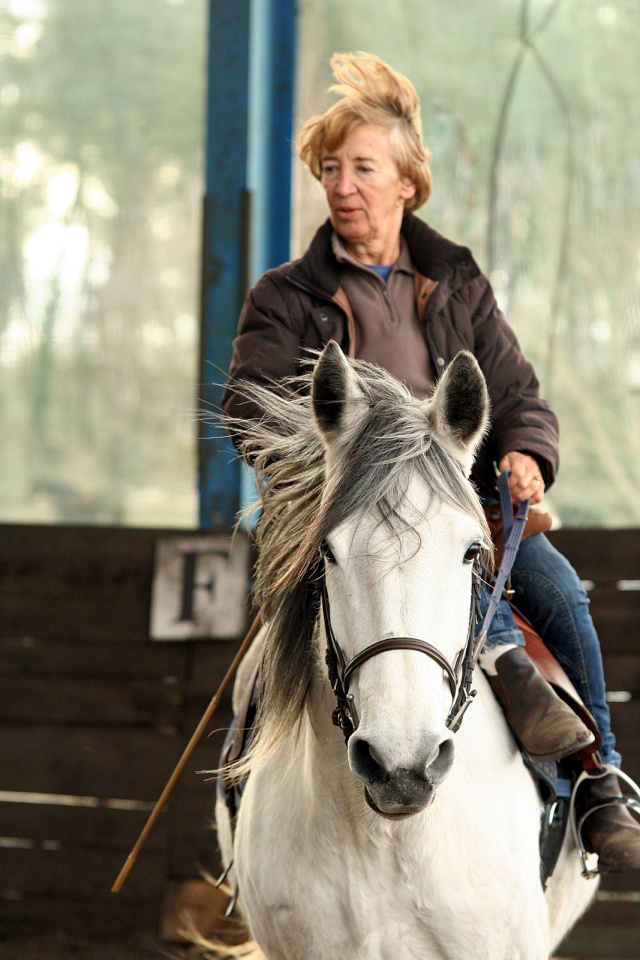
[{"x1": 320, "y1": 124, "x2": 416, "y2": 263}]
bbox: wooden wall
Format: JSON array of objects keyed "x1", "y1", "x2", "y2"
[
  {"x1": 0, "y1": 524, "x2": 244, "y2": 956},
  {"x1": 0, "y1": 523, "x2": 638, "y2": 958},
  {"x1": 551, "y1": 528, "x2": 640, "y2": 959}
]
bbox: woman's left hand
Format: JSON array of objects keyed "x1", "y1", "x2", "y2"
[{"x1": 498, "y1": 452, "x2": 545, "y2": 505}]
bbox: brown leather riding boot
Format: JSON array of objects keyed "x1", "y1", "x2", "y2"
[
  {"x1": 579, "y1": 773, "x2": 640, "y2": 873},
  {"x1": 489, "y1": 646, "x2": 595, "y2": 762}
]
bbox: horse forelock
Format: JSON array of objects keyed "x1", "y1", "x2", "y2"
[{"x1": 227, "y1": 361, "x2": 490, "y2": 771}]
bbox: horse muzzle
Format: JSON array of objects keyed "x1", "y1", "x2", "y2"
[
  {"x1": 363, "y1": 775, "x2": 436, "y2": 819},
  {"x1": 350, "y1": 734, "x2": 455, "y2": 818}
]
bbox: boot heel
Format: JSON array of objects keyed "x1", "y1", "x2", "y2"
[{"x1": 570, "y1": 766, "x2": 640, "y2": 876}]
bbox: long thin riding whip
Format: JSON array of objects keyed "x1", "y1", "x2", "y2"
[{"x1": 111, "y1": 613, "x2": 262, "y2": 894}]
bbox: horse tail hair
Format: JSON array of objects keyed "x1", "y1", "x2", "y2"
[
  {"x1": 191, "y1": 937, "x2": 265, "y2": 960},
  {"x1": 187, "y1": 930, "x2": 265, "y2": 960},
  {"x1": 178, "y1": 884, "x2": 266, "y2": 960}
]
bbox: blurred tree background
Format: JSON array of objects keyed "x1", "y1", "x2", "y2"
[
  {"x1": 2, "y1": 0, "x2": 639, "y2": 528},
  {"x1": 0, "y1": 0, "x2": 205, "y2": 525},
  {"x1": 295, "y1": 0, "x2": 640, "y2": 526}
]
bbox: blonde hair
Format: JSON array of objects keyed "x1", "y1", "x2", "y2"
[{"x1": 297, "y1": 52, "x2": 432, "y2": 212}]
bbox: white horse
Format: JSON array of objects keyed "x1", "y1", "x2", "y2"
[{"x1": 215, "y1": 343, "x2": 596, "y2": 960}]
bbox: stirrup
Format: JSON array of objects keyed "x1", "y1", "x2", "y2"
[{"x1": 569, "y1": 765, "x2": 640, "y2": 879}]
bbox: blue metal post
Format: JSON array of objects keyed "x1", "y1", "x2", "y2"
[
  {"x1": 247, "y1": 0, "x2": 297, "y2": 283},
  {"x1": 199, "y1": 0, "x2": 296, "y2": 528}
]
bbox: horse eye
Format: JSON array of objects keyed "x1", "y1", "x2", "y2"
[
  {"x1": 320, "y1": 540, "x2": 337, "y2": 565},
  {"x1": 463, "y1": 542, "x2": 482, "y2": 564}
]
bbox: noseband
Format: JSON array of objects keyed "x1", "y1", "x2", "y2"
[{"x1": 319, "y1": 559, "x2": 482, "y2": 742}]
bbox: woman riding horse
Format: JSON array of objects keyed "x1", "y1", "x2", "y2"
[{"x1": 222, "y1": 51, "x2": 640, "y2": 873}]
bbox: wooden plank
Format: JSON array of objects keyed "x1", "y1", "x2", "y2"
[
  {"x1": 608, "y1": 702, "x2": 640, "y2": 782},
  {"x1": 0, "y1": 599, "x2": 146, "y2": 646},
  {"x1": 602, "y1": 655, "x2": 640, "y2": 695},
  {"x1": 558, "y1": 923, "x2": 640, "y2": 958},
  {"x1": 0, "y1": 899, "x2": 160, "y2": 943},
  {"x1": 0, "y1": 592, "x2": 152, "y2": 645},
  {"x1": 161, "y1": 710, "x2": 232, "y2": 880},
  {"x1": 0, "y1": 677, "x2": 183, "y2": 725},
  {"x1": 577, "y1": 897, "x2": 640, "y2": 923},
  {"x1": 557, "y1": 896, "x2": 640, "y2": 960},
  {"x1": 187, "y1": 640, "x2": 251, "y2": 696},
  {"x1": 166, "y1": 798, "x2": 221, "y2": 880},
  {"x1": 0, "y1": 726, "x2": 183, "y2": 799},
  {"x1": 589, "y1": 593, "x2": 640, "y2": 655},
  {"x1": 0, "y1": 637, "x2": 189, "y2": 681},
  {"x1": 0, "y1": 845, "x2": 164, "y2": 901},
  {"x1": 0, "y1": 525, "x2": 156, "y2": 643},
  {"x1": 550, "y1": 529, "x2": 640, "y2": 580},
  {"x1": 556, "y1": 894, "x2": 640, "y2": 958},
  {"x1": 598, "y1": 871, "x2": 640, "y2": 894},
  {"x1": 169, "y1": 743, "x2": 226, "y2": 803},
  {"x1": 0, "y1": 521, "x2": 159, "y2": 551},
  {"x1": 0, "y1": 803, "x2": 167, "y2": 851},
  {"x1": 181, "y1": 696, "x2": 234, "y2": 748},
  {"x1": 163, "y1": 725, "x2": 228, "y2": 881}
]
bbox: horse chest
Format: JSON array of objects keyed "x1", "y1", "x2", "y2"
[{"x1": 235, "y1": 762, "x2": 543, "y2": 960}]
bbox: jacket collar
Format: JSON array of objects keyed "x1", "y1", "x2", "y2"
[
  {"x1": 288, "y1": 220, "x2": 340, "y2": 297},
  {"x1": 400, "y1": 214, "x2": 478, "y2": 282},
  {"x1": 288, "y1": 214, "x2": 480, "y2": 298}
]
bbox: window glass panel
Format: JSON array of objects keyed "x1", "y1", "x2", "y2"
[
  {"x1": 295, "y1": 0, "x2": 640, "y2": 527},
  {"x1": 0, "y1": 0, "x2": 204, "y2": 526}
]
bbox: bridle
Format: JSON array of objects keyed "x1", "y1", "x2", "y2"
[
  {"x1": 319, "y1": 560, "x2": 483, "y2": 741},
  {"x1": 319, "y1": 473, "x2": 529, "y2": 743}
]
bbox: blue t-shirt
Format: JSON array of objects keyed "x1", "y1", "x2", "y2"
[{"x1": 365, "y1": 263, "x2": 393, "y2": 282}]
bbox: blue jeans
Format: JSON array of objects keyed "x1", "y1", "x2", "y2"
[{"x1": 480, "y1": 532, "x2": 619, "y2": 767}]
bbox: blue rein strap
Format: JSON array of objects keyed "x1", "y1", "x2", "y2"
[
  {"x1": 498, "y1": 465, "x2": 516, "y2": 541},
  {"x1": 473, "y1": 471, "x2": 529, "y2": 659}
]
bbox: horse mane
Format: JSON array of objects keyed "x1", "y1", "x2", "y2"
[{"x1": 226, "y1": 358, "x2": 491, "y2": 772}]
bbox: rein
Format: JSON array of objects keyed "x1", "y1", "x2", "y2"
[
  {"x1": 474, "y1": 473, "x2": 529, "y2": 652},
  {"x1": 321, "y1": 472, "x2": 529, "y2": 742}
]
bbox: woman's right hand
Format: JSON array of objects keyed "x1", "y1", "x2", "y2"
[{"x1": 498, "y1": 452, "x2": 545, "y2": 505}]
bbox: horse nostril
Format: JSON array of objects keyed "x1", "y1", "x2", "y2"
[
  {"x1": 430, "y1": 737, "x2": 455, "y2": 778},
  {"x1": 349, "y1": 736, "x2": 390, "y2": 784},
  {"x1": 350, "y1": 734, "x2": 455, "y2": 786}
]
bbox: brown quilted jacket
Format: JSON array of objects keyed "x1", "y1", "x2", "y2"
[{"x1": 222, "y1": 215, "x2": 559, "y2": 494}]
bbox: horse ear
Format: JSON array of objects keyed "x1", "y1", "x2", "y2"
[
  {"x1": 312, "y1": 341, "x2": 365, "y2": 442},
  {"x1": 426, "y1": 351, "x2": 490, "y2": 475}
]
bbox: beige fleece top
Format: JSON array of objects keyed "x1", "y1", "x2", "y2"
[{"x1": 332, "y1": 233, "x2": 435, "y2": 399}]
